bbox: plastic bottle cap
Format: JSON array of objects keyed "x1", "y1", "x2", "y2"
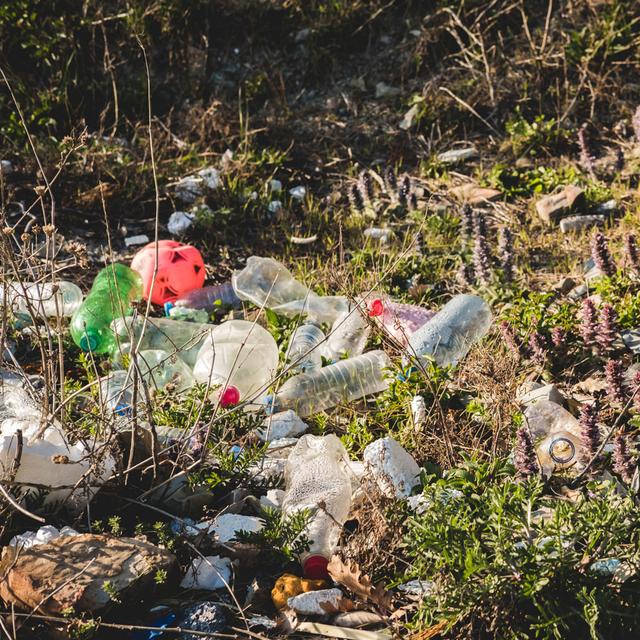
[
  {"x1": 220, "y1": 386, "x2": 240, "y2": 408},
  {"x1": 79, "y1": 332, "x2": 98, "y2": 352},
  {"x1": 303, "y1": 555, "x2": 329, "y2": 579},
  {"x1": 164, "y1": 301, "x2": 174, "y2": 316},
  {"x1": 368, "y1": 299, "x2": 384, "y2": 317}
]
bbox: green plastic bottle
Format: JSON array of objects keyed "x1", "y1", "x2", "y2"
[{"x1": 71, "y1": 264, "x2": 143, "y2": 354}]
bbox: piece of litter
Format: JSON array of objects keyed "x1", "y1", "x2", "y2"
[
  {"x1": 287, "y1": 588, "x2": 344, "y2": 615},
  {"x1": 289, "y1": 186, "x2": 306, "y2": 200},
  {"x1": 180, "y1": 555, "x2": 232, "y2": 590},
  {"x1": 258, "y1": 410, "x2": 308, "y2": 442},
  {"x1": 168, "y1": 211, "x2": 195, "y2": 235},
  {"x1": 124, "y1": 234, "x2": 150, "y2": 248},
  {"x1": 363, "y1": 437, "x2": 421, "y2": 498},
  {"x1": 296, "y1": 622, "x2": 392, "y2": 640},
  {"x1": 437, "y1": 147, "x2": 478, "y2": 164},
  {"x1": 270, "y1": 179, "x2": 282, "y2": 192},
  {"x1": 211, "y1": 513, "x2": 264, "y2": 543},
  {"x1": 268, "y1": 200, "x2": 283, "y2": 214},
  {"x1": 290, "y1": 235, "x2": 318, "y2": 245}
]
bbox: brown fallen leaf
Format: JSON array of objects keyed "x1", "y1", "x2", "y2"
[
  {"x1": 320, "y1": 596, "x2": 356, "y2": 615},
  {"x1": 409, "y1": 619, "x2": 448, "y2": 639},
  {"x1": 327, "y1": 555, "x2": 394, "y2": 613}
]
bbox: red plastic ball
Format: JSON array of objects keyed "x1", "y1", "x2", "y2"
[{"x1": 131, "y1": 240, "x2": 205, "y2": 305}]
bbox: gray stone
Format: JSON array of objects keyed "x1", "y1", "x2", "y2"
[
  {"x1": 179, "y1": 601, "x2": 227, "y2": 639},
  {"x1": 535, "y1": 186, "x2": 585, "y2": 225},
  {"x1": 559, "y1": 215, "x2": 605, "y2": 233}
]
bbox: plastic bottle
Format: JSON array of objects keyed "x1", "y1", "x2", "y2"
[
  {"x1": 281, "y1": 434, "x2": 353, "y2": 579},
  {"x1": 0, "y1": 281, "x2": 83, "y2": 318},
  {"x1": 270, "y1": 350, "x2": 391, "y2": 416},
  {"x1": 111, "y1": 316, "x2": 215, "y2": 368},
  {"x1": 407, "y1": 294, "x2": 492, "y2": 367},
  {"x1": 173, "y1": 282, "x2": 241, "y2": 310},
  {"x1": 286, "y1": 324, "x2": 325, "y2": 374},
  {"x1": 323, "y1": 306, "x2": 370, "y2": 361},
  {"x1": 167, "y1": 305, "x2": 209, "y2": 324},
  {"x1": 71, "y1": 264, "x2": 143, "y2": 354},
  {"x1": 367, "y1": 296, "x2": 435, "y2": 346},
  {"x1": 193, "y1": 320, "x2": 279, "y2": 407},
  {"x1": 536, "y1": 430, "x2": 580, "y2": 472}
]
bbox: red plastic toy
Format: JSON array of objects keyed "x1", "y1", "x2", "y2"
[{"x1": 131, "y1": 240, "x2": 205, "y2": 305}]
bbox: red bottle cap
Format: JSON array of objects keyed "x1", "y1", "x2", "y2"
[
  {"x1": 303, "y1": 555, "x2": 329, "y2": 579},
  {"x1": 219, "y1": 386, "x2": 240, "y2": 408},
  {"x1": 368, "y1": 298, "x2": 384, "y2": 317}
]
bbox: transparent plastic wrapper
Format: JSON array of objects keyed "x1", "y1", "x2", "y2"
[
  {"x1": 270, "y1": 350, "x2": 391, "y2": 417},
  {"x1": 366, "y1": 295, "x2": 435, "y2": 346},
  {"x1": 322, "y1": 306, "x2": 370, "y2": 361},
  {"x1": 232, "y1": 256, "x2": 348, "y2": 324},
  {"x1": 524, "y1": 399, "x2": 584, "y2": 477},
  {"x1": 407, "y1": 294, "x2": 492, "y2": 367},
  {"x1": 286, "y1": 324, "x2": 325, "y2": 374},
  {"x1": 0, "y1": 370, "x2": 115, "y2": 512},
  {"x1": 174, "y1": 282, "x2": 241, "y2": 311},
  {"x1": 282, "y1": 434, "x2": 353, "y2": 578},
  {"x1": 0, "y1": 281, "x2": 83, "y2": 318},
  {"x1": 71, "y1": 264, "x2": 143, "y2": 354},
  {"x1": 193, "y1": 319, "x2": 279, "y2": 407},
  {"x1": 111, "y1": 316, "x2": 215, "y2": 368}
]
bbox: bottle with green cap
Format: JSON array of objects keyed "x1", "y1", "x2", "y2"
[{"x1": 70, "y1": 264, "x2": 143, "y2": 354}]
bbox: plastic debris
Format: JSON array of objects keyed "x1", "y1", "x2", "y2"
[
  {"x1": 9, "y1": 525, "x2": 79, "y2": 549},
  {"x1": 258, "y1": 410, "x2": 309, "y2": 442},
  {"x1": 0, "y1": 281, "x2": 83, "y2": 318},
  {"x1": 363, "y1": 437, "x2": 421, "y2": 499},
  {"x1": 397, "y1": 579, "x2": 435, "y2": 596},
  {"x1": 364, "y1": 227, "x2": 393, "y2": 243},
  {"x1": 517, "y1": 383, "x2": 565, "y2": 407},
  {"x1": 124, "y1": 234, "x2": 150, "y2": 247},
  {"x1": 260, "y1": 489, "x2": 285, "y2": 510},
  {"x1": 289, "y1": 186, "x2": 306, "y2": 200},
  {"x1": 211, "y1": 513, "x2": 264, "y2": 543},
  {"x1": 286, "y1": 324, "x2": 325, "y2": 374},
  {"x1": 375, "y1": 82, "x2": 400, "y2": 98},
  {"x1": 411, "y1": 395, "x2": 427, "y2": 428},
  {"x1": 174, "y1": 167, "x2": 220, "y2": 203},
  {"x1": 287, "y1": 588, "x2": 344, "y2": 615},
  {"x1": 0, "y1": 160, "x2": 13, "y2": 175},
  {"x1": 174, "y1": 281, "x2": 241, "y2": 310},
  {"x1": 268, "y1": 200, "x2": 283, "y2": 214},
  {"x1": 272, "y1": 573, "x2": 327, "y2": 610},
  {"x1": 167, "y1": 210, "x2": 195, "y2": 235},
  {"x1": 180, "y1": 555, "x2": 232, "y2": 590},
  {"x1": 167, "y1": 305, "x2": 209, "y2": 323},
  {"x1": 270, "y1": 179, "x2": 282, "y2": 192},
  {"x1": 437, "y1": 146, "x2": 478, "y2": 164}
]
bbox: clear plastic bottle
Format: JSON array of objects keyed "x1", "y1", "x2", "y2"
[
  {"x1": 407, "y1": 294, "x2": 492, "y2": 367},
  {"x1": 0, "y1": 281, "x2": 83, "y2": 318},
  {"x1": 270, "y1": 350, "x2": 391, "y2": 416},
  {"x1": 111, "y1": 316, "x2": 215, "y2": 368},
  {"x1": 286, "y1": 324, "x2": 325, "y2": 374},
  {"x1": 322, "y1": 306, "x2": 370, "y2": 361},
  {"x1": 167, "y1": 305, "x2": 209, "y2": 324},
  {"x1": 536, "y1": 430, "x2": 580, "y2": 473},
  {"x1": 367, "y1": 296, "x2": 435, "y2": 346},
  {"x1": 281, "y1": 434, "x2": 353, "y2": 579},
  {"x1": 173, "y1": 282, "x2": 241, "y2": 310},
  {"x1": 71, "y1": 264, "x2": 143, "y2": 354},
  {"x1": 193, "y1": 319, "x2": 279, "y2": 407}
]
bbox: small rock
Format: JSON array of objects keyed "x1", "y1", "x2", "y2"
[
  {"x1": 375, "y1": 82, "x2": 401, "y2": 98},
  {"x1": 437, "y1": 147, "x2": 478, "y2": 165},
  {"x1": 0, "y1": 534, "x2": 178, "y2": 614},
  {"x1": 124, "y1": 234, "x2": 150, "y2": 247},
  {"x1": 622, "y1": 329, "x2": 640, "y2": 354},
  {"x1": 559, "y1": 215, "x2": 605, "y2": 233},
  {"x1": 289, "y1": 186, "x2": 306, "y2": 200},
  {"x1": 596, "y1": 199, "x2": 617, "y2": 214},
  {"x1": 257, "y1": 410, "x2": 308, "y2": 442},
  {"x1": 517, "y1": 383, "x2": 565, "y2": 407},
  {"x1": 180, "y1": 556, "x2": 232, "y2": 591},
  {"x1": 568, "y1": 284, "x2": 588, "y2": 300},
  {"x1": 535, "y1": 185, "x2": 585, "y2": 225},
  {"x1": 197, "y1": 167, "x2": 221, "y2": 190},
  {"x1": 333, "y1": 611, "x2": 385, "y2": 628},
  {"x1": 211, "y1": 514, "x2": 264, "y2": 543},
  {"x1": 174, "y1": 176, "x2": 203, "y2": 203},
  {"x1": 553, "y1": 277, "x2": 577, "y2": 295},
  {"x1": 363, "y1": 437, "x2": 421, "y2": 498},
  {"x1": 167, "y1": 211, "x2": 195, "y2": 235},
  {"x1": 450, "y1": 183, "x2": 501, "y2": 204},
  {"x1": 287, "y1": 588, "x2": 344, "y2": 615},
  {"x1": 179, "y1": 601, "x2": 227, "y2": 639}
]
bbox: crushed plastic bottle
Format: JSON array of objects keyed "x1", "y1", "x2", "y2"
[
  {"x1": 270, "y1": 350, "x2": 391, "y2": 417},
  {"x1": 193, "y1": 320, "x2": 279, "y2": 407},
  {"x1": 0, "y1": 281, "x2": 83, "y2": 318},
  {"x1": 70, "y1": 264, "x2": 143, "y2": 354},
  {"x1": 167, "y1": 305, "x2": 209, "y2": 323},
  {"x1": 407, "y1": 294, "x2": 492, "y2": 367},
  {"x1": 174, "y1": 282, "x2": 241, "y2": 311},
  {"x1": 323, "y1": 306, "x2": 370, "y2": 361},
  {"x1": 286, "y1": 323, "x2": 325, "y2": 374},
  {"x1": 134, "y1": 349, "x2": 195, "y2": 392},
  {"x1": 281, "y1": 434, "x2": 353, "y2": 579},
  {"x1": 367, "y1": 295, "x2": 435, "y2": 346},
  {"x1": 111, "y1": 316, "x2": 215, "y2": 368},
  {"x1": 232, "y1": 257, "x2": 348, "y2": 324}
]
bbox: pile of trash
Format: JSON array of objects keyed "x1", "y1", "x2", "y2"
[{"x1": 0, "y1": 235, "x2": 498, "y2": 638}]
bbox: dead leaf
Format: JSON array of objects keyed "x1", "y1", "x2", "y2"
[
  {"x1": 320, "y1": 596, "x2": 356, "y2": 615},
  {"x1": 409, "y1": 619, "x2": 448, "y2": 639},
  {"x1": 327, "y1": 556, "x2": 393, "y2": 613},
  {"x1": 333, "y1": 611, "x2": 385, "y2": 628}
]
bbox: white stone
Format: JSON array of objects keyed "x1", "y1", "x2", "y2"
[
  {"x1": 257, "y1": 410, "x2": 308, "y2": 442},
  {"x1": 559, "y1": 215, "x2": 605, "y2": 233},
  {"x1": 197, "y1": 167, "x2": 220, "y2": 190},
  {"x1": 167, "y1": 211, "x2": 195, "y2": 235},
  {"x1": 287, "y1": 588, "x2": 344, "y2": 615},
  {"x1": 363, "y1": 437, "x2": 421, "y2": 498},
  {"x1": 180, "y1": 555, "x2": 232, "y2": 590},
  {"x1": 211, "y1": 514, "x2": 263, "y2": 543},
  {"x1": 364, "y1": 227, "x2": 393, "y2": 243}
]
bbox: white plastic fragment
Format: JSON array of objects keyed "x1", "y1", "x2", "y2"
[
  {"x1": 375, "y1": 82, "x2": 400, "y2": 98},
  {"x1": 397, "y1": 579, "x2": 435, "y2": 596},
  {"x1": 437, "y1": 147, "x2": 478, "y2": 164},
  {"x1": 174, "y1": 176, "x2": 203, "y2": 203},
  {"x1": 289, "y1": 186, "x2": 306, "y2": 200},
  {"x1": 9, "y1": 525, "x2": 79, "y2": 549},
  {"x1": 287, "y1": 588, "x2": 344, "y2": 615},
  {"x1": 1, "y1": 160, "x2": 13, "y2": 176},
  {"x1": 257, "y1": 410, "x2": 308, "y2": 442},
  {"x1": 197, "y1": 167, "x2": 221, "y2": 190},
  {"x1": 364, "y1": 228, "x2": 393, "y2": 243},
  {"x1": 211, "y1": 513, "x2": 264, "y2": 543},
  {"x1": 290, "y1": 235, "x2": 318, "y2": 245},
  {"x1": 180, "y1": 555, "x2": 232, "y2": 590},
  {"x1": 411, "y1": 395, "x2": 426, "y2": 427},
  {"x1": 167, "y1": 211, "x2": 195, "y2": 235},
  {"x1": 260, "y1": 489, "x2": 285, "y2": 511},
  {"x1": 269, "y1": 179, "x2": 282, "y2": 192},
  {"x1": 363, "y1": 437, "x2": 421, "y2": 498},
  {"x1": 268, "y1": 200, "x2": 283, "y2": 214},
  {"x1": 517, "y1": 383, "x2": 564, "y2": 407},
  {"x1": 124, "y1": 234, "x2": 149, "y2": 247}
]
